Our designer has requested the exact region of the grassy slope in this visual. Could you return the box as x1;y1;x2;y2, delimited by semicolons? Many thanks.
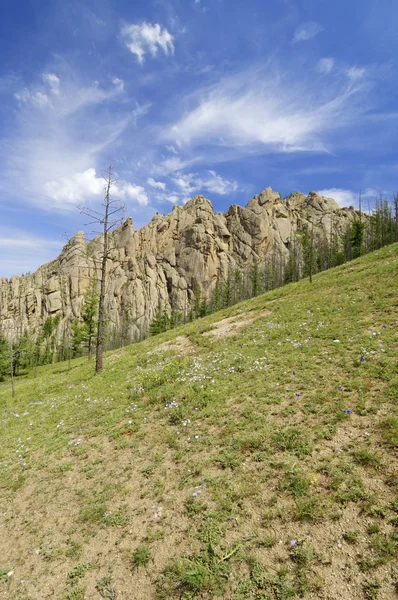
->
0;245;397;600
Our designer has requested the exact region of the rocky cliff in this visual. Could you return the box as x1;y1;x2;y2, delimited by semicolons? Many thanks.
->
0;187;360;341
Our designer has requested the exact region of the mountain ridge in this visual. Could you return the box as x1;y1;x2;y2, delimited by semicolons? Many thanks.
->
0;186;361;341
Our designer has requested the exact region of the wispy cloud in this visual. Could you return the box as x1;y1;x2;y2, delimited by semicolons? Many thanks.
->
150;169;238;208
346;67;366;80
42;72;60;95
317;58;334;74
147;177;166;190
172;170;238;196
165;67;366;158
14;88;52;108
0;228;63;278
317;187;378;207
2;67;147;213
293;21;323;43
121;22;174;64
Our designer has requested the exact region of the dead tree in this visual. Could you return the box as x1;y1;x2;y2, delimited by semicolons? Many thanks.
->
79;164;125;373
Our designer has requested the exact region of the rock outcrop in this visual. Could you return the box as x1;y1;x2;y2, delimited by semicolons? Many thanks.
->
0;188;360;341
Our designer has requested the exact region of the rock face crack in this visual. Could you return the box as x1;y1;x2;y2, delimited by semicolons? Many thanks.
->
0;187;359;340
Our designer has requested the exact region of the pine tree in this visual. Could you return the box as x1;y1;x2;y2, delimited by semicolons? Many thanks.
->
250;258;262;296
81;282;99;359
0;333;8;382
150;303;170;335
351;219;365;259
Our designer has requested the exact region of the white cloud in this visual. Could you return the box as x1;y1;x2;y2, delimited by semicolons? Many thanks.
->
147;177;166;190
14;89;51;108
44;168;104;205
293;21;323;43
172;170;238;196
114;182;149;206
317;187;378;207
44;168;148;208
346;67;366;80
166;69;363;155
165;145;178;154
131;101;151;124
43;72;60;95
156;156;198;175
122;22;174;64
112;77;124;91
162;194;181;204
317;58;334;74
3;67;134;215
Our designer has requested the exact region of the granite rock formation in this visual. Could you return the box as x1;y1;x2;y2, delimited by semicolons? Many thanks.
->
0;188;360;341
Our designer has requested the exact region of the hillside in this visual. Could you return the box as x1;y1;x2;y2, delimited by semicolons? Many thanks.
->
0;244;397;600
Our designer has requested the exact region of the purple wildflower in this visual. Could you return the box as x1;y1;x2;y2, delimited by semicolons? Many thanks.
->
360;356;365;362
289;539;298;547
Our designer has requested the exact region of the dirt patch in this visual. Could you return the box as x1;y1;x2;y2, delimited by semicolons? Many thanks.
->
203;308;272;339
156;335;195;354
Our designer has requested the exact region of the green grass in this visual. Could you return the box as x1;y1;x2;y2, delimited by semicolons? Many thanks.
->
1;244;398;599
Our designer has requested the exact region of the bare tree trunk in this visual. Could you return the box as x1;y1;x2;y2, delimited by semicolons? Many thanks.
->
309;220;314;284
10;341;15;398
79;163;124;374
68;326;71;370
95;170;111;374
34;341;38;378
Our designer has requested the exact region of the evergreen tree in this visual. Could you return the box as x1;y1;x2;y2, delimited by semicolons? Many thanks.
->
81;283;99;359
0;333;8;382
71;319;86;357
250;258;262;296
351;219;365;259
150;303;170;335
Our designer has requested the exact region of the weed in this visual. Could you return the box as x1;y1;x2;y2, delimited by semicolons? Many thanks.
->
235;560;296;599
335;477;368;504
78;501;107;524
280;466;310;497
65;586;86;600
353;448;381;468
65;539;82;558
363;580;381;599
158;556;223;598
67;563;93;585
185;496;208;515
294;495;323;522
132;544;151;568
272;428;313;457
103;508;128;527
258;535;277;548
55;462;74;473
367;524;380;535
380;416;398;447
343;530;360;544
96;576;117;599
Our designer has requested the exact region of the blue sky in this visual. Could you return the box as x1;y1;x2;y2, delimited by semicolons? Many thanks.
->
0;0;397;277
